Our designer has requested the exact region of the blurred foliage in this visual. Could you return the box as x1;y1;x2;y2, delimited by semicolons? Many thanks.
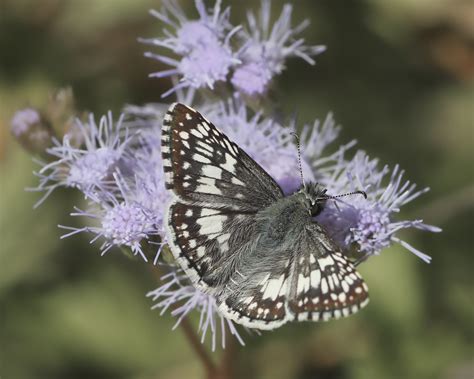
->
1;0;473;378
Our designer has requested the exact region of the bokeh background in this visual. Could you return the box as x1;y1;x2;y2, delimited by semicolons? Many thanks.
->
1;1;473;378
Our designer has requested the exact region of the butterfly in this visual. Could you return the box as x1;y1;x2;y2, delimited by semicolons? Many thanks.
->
161;103;369;330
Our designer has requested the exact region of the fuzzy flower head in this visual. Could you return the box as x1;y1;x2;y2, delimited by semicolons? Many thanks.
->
231;60;273;96
11;108;55;155
61;167;168;263
142;0;240;97
67;148;121;189
131;127;172;220
231;0;326;95
318;152;441;263
11;108;41;137
32;113;132;207
101;202;154;250
297;113;357;193
59;121;171;263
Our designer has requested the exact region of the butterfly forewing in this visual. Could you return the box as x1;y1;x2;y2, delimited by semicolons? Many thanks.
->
162;103;283;291
162;103;283;212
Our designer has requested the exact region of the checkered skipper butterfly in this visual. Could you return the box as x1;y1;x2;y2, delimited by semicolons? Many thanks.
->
162;103;369;330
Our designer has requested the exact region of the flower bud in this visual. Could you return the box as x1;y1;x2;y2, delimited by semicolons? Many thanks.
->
46;87;86;147
10;108;54;156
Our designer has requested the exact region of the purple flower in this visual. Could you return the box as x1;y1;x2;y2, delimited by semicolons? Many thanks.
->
100;202;155;257
318;152;441;263
178;44;235;89
142;0;240;97
300;113;354;173
142;0;325;97
32;112;132;207
11;108;41;137
298;113;357;194
147;268;245;351
231;61;273;96
58;115;171;263
60;167;168;263
10;107;56;155
231;0;325;95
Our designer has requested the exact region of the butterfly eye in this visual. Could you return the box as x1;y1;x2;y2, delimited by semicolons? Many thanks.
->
310;203;323;217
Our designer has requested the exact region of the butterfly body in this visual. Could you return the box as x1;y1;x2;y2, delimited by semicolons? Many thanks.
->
256;184;328;246
162;103;369;330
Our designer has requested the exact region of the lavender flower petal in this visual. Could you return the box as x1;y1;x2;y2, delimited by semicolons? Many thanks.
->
142;0;239;96
31;112;132;207
232;0;326;95
11;108;41;137
147;268;245;350
318;151;441;261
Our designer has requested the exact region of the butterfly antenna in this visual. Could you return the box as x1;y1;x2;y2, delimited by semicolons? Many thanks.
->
324;190;367;200
291;132;306;188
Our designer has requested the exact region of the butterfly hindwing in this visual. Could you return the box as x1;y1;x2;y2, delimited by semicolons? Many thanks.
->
217;261;293;329
214;224;369;329
288;224;369;321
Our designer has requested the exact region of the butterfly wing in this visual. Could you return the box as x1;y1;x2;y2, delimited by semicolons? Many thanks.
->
215;222;369;330
162;103;284;290
287;223;369;321
166;201;257;288
162;103;283;211
216;254;295;329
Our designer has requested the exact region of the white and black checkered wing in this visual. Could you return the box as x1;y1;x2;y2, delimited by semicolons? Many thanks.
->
216;221;369;330
162;103;283;211
287;223;369;322
216;252;295;329
162;103;284;289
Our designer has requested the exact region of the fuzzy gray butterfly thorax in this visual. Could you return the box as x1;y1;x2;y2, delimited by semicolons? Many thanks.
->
255;193;311;249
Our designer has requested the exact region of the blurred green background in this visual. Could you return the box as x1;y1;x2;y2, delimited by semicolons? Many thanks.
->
1;0;473;378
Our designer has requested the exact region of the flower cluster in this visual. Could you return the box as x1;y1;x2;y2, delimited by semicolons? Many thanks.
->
231;0;325;95
318;152;441;263
142;0;324;97
12;0;440;350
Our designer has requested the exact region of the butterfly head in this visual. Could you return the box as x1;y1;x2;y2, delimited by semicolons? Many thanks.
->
299;183;368;217
299;182;329;217
291;132;366;216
